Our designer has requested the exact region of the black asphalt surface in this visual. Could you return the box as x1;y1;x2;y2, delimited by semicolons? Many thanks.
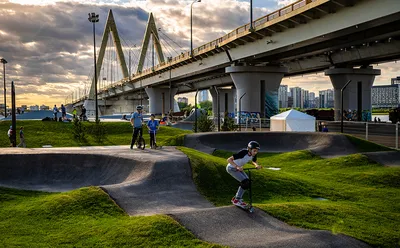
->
184;132;359;157
172;206;370;248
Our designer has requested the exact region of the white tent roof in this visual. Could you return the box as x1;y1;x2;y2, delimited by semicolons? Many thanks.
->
271;109;315;120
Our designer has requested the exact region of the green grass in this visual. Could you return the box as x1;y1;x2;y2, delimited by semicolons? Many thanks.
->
345;134;393;152
0;120;192;148
0;186;222;247
179;147;400;247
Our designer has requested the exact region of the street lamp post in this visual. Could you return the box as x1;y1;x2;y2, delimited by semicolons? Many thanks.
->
88;12;99;122
1;58;7;117
190;0;201;57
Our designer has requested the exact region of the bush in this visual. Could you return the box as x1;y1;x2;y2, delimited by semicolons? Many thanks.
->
221;112;238;131
72;118;86;143
194;113;214;132
88;120;107;143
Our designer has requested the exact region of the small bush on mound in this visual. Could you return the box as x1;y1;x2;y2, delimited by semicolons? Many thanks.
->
194;113;215;132
87;120;107;143
221;112;238;131
72;118;86;143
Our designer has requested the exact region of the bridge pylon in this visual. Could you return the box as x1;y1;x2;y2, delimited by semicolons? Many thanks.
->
88;9;129;100
137;13;165;73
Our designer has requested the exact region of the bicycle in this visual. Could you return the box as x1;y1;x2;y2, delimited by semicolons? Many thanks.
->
136;133;145;150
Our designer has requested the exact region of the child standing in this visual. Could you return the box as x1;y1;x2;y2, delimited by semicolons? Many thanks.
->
226;141;261;208
7;125;13;147
147;114;160;149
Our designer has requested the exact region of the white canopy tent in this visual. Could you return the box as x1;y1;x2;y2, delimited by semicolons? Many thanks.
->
270;109;316;132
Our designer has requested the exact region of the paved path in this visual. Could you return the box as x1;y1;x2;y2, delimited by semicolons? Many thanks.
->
172;206;369;248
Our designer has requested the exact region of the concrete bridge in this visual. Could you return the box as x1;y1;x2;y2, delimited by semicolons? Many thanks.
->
70;0;400;121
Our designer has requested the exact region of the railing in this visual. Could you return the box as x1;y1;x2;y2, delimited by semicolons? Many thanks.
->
71;0;321;104
319;120;399;149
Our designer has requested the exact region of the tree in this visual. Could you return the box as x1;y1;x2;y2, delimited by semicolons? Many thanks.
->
199;100;212;111
178;102;188;110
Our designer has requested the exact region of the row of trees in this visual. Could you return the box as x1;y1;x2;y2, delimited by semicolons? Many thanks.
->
178;100;212;113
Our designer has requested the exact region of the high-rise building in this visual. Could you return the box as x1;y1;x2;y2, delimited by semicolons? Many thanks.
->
278;85;288;108
290;87;302;108
198;90;209;102
303;90;310;108
177;97;188;104
319;89;334;108
372;84;400;108
309;92;316;108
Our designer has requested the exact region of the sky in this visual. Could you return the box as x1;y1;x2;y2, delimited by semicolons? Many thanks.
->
0;0;399;107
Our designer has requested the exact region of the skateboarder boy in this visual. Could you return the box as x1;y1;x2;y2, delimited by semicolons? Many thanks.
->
147;114;159;149
226;141;262;208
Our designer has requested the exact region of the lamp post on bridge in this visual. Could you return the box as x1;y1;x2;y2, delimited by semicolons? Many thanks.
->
1;58;7;118
190;0;201;57
88;12;99;122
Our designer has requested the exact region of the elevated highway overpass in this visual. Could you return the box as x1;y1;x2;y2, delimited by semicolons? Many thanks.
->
72;0;400;120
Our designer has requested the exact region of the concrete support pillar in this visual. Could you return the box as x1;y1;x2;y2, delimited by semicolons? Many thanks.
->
226;65;287;118
210;88;236;118
325;66;381;121
145;87;178;115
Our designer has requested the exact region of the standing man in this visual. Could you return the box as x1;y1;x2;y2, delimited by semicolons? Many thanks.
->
53;105;58;121
130;105;144;149
61;104;66;120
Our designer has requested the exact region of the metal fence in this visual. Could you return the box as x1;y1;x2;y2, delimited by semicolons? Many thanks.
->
319;120;399;149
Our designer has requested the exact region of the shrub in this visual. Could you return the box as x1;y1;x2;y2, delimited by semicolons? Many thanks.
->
88;120;107;143
72;118;86;143
194;113;215;132
221;112;238;131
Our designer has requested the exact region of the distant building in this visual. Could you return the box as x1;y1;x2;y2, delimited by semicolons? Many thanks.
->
319;89;334;108
40;105;49;111
315;97;320;108
177;97;188;104
287;96;293;108
372;84;400;108
303;90;310;108
309;92;316;108
278;85;288;108
198;90;209;102
391;76;400;85
290;87;302;108
30;105;39;111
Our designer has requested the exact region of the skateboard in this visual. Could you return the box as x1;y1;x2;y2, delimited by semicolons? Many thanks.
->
236;204;255;213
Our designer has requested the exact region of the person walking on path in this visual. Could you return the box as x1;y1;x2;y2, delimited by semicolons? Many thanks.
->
17;126;26;148
147;114;159;149
130;105;144;149
226;141;262;208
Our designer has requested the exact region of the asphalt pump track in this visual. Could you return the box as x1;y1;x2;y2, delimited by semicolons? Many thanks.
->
0;144;370;247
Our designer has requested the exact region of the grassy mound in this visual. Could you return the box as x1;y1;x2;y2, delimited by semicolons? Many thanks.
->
346;134;393;152
0;120;192;148
179;147;400;247
0;186;221;247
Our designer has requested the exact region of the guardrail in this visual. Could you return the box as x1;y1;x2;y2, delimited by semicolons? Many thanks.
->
69;0;323;105
319;120;399;149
